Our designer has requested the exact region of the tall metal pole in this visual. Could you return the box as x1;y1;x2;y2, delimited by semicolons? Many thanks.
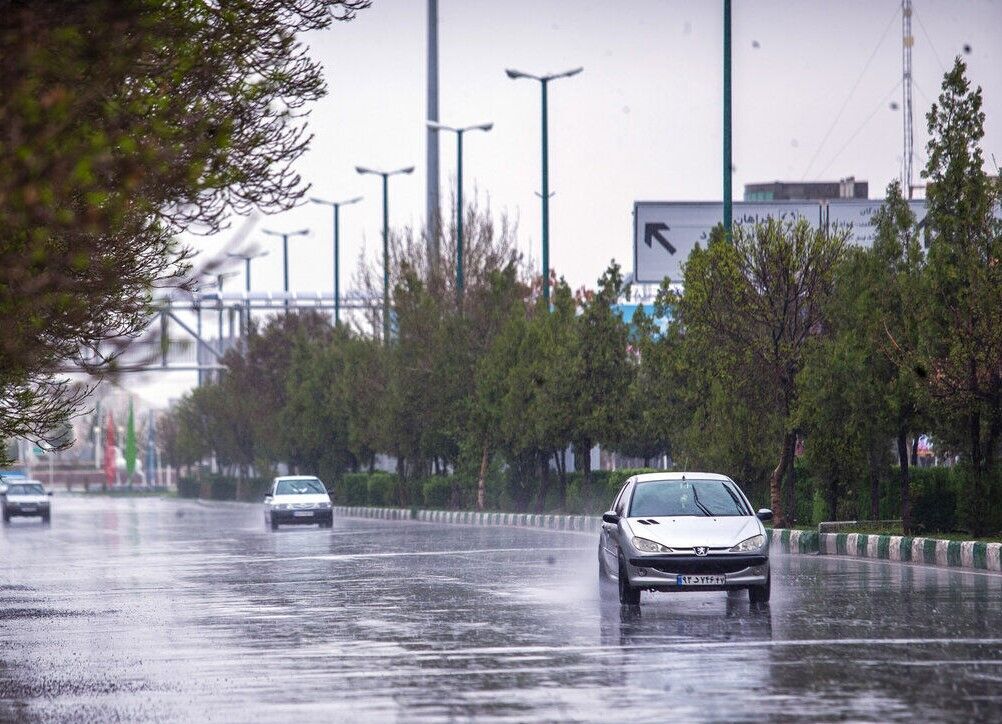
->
541;80;550;304
244;259;251;291
506;67;580;303
282;233;289;310
426;0;440;260
333;204;341;325
382;173;390;342
456;130;464;303
723;0;732;238
902;0;914;199
196;303;203;387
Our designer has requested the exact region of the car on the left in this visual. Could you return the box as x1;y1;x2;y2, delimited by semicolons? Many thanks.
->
264;475;333;530
1;480;52;524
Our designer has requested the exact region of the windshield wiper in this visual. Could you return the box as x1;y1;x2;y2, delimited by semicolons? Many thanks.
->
690;486;713;517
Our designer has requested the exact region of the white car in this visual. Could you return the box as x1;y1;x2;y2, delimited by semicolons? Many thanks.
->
1;480;52;524
263;476;333;530
599;472;772;605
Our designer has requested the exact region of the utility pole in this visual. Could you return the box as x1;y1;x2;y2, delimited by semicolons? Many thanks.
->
427;121;493;305
262;228;309;312
310;195;363;326
723;0;733;238
902;0;914;199
505;66;582;305
426;0;440;263
356;165;414;341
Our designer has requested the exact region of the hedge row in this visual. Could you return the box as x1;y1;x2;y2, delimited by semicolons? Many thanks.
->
178;465;997;535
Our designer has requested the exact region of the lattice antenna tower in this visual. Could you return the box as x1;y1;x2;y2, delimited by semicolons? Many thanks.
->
902;0;914;198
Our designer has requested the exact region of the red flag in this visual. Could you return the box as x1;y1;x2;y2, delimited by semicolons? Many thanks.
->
104;411;116;486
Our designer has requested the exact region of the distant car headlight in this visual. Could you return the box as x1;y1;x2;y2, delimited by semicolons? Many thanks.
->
632;537;673;553
315;501;331;509
273;503;289;510
730;534;766;552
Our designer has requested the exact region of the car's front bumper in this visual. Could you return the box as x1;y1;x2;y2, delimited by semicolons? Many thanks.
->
269;508;333;525
626;553;769;590
4;503;49;517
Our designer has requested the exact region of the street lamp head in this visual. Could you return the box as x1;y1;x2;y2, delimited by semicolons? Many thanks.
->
551;66;584;80
506;68;534;80
355;166;376;175
473;122;494;133
309;196;331;205
397;166;415;175
341;196;364;205
426;120;453;132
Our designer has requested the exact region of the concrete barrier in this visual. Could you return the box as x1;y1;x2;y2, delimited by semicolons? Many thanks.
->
330;507;1000;573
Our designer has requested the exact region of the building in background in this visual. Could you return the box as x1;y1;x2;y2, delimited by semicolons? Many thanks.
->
744;176;868;202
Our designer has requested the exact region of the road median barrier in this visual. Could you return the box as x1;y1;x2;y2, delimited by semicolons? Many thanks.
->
332;505;601;533
330;507;1000;573
766;526;1001;572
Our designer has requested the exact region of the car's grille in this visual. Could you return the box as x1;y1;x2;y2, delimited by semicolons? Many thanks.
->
292;503;314;509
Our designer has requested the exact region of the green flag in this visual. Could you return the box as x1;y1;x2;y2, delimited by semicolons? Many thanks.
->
125;398;137;477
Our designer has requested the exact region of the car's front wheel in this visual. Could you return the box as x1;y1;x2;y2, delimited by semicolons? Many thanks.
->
748;571;771;604
270;515;279;531
618;554;641;606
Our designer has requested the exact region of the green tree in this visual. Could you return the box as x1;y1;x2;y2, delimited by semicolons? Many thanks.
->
796;181;925;527
920;58;1002;534
571;263;634;482
0;0;368;464
670;219;848;526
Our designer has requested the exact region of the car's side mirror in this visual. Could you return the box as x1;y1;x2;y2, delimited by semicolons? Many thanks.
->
263;495;272;503
602;511;620;525
47;491;53;497
756;508;773;522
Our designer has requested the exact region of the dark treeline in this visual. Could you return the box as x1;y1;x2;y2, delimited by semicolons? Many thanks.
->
165;59;1001;535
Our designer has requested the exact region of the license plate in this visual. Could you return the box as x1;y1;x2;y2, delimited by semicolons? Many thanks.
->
676;574;725;586
293;511;314;517
20;506;36;512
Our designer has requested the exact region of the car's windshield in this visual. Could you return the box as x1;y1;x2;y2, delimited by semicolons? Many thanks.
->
275;478;326;495
629;479;749;517
6;484;44;496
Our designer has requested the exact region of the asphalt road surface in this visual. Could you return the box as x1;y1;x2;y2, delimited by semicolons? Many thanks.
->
2;496;1000;722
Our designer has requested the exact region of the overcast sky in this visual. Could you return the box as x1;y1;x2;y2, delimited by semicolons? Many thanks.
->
135;0;1002;404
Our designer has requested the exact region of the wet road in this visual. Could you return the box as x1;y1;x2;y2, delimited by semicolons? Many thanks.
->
1;496;1000;722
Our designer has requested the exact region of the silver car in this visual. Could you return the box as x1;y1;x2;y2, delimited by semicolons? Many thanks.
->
1;480;52;524
599;472;772;605
263;476;333;530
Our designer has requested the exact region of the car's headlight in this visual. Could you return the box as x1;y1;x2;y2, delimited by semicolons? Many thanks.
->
273;503;288;510
730;534;766;552
315;502;331;509
632;537;673;553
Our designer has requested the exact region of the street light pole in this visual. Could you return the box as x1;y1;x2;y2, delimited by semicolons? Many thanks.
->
262;228;309;311
356;165;414;341
505;66;582;305
310;195;362;326
226;249;268;334
723;0;733;239
426;121;493;305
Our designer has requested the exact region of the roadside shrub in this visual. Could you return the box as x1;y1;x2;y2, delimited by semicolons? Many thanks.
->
366;472;397;506
336;473;369;506
422;476;451;508
177;477;200;499
911;470;958;534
